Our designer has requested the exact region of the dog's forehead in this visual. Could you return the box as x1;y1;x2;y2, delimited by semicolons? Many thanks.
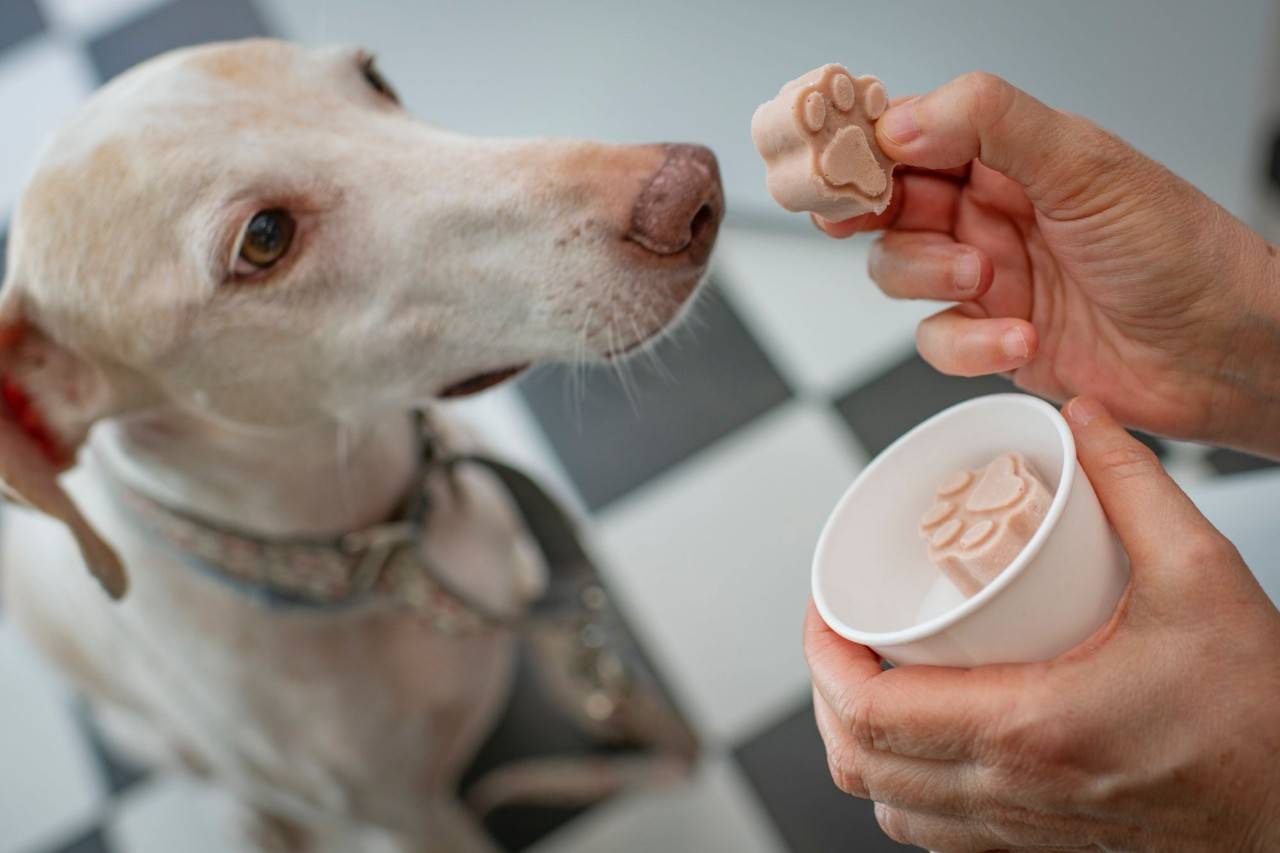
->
8;42;353;352
17;39;361;257
54;39;344;152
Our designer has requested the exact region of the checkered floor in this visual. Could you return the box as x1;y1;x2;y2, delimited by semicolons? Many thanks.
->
2;2;1278;852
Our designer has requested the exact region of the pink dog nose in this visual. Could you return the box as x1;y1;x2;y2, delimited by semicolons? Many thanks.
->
626;144;724;264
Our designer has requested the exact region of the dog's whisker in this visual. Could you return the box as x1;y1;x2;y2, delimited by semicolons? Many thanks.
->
609;323;644;416
568;303;598;424
640;319;676;385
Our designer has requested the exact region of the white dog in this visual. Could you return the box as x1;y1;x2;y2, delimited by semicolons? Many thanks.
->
0;39;721;852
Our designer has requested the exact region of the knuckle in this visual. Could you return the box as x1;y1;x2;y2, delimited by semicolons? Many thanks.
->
915;320;957;374
826;748;869;799
1096;442;1161;483
959;71;1014;115
1182;531;1238;568
1085;122;1135;167
990;693;1074;775
847;688;884;752
874;804;911;844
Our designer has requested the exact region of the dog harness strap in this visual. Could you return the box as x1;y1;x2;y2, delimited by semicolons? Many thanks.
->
446;455;599;618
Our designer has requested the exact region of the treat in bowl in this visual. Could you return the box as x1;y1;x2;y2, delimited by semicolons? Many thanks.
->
920;452;1053;597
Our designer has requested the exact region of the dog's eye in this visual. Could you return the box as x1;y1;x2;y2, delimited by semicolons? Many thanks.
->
360;54;399;104
235;210;295;274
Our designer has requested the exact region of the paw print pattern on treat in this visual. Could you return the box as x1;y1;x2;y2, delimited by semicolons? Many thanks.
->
919;452;1053;598
751;63;895;221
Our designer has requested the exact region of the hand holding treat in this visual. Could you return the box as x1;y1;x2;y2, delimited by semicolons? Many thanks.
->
801;71;1280;459
751;64;895;220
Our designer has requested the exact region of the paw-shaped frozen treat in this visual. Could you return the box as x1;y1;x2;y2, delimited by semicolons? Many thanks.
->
751;63;895;220
919;452;1052;597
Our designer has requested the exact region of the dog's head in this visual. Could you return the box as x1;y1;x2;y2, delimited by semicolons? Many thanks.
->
0;39;723;596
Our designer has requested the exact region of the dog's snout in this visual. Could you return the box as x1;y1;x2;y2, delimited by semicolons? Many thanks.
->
626;144;724;265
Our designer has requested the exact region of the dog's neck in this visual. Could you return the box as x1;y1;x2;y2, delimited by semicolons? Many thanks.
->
89;407;421;538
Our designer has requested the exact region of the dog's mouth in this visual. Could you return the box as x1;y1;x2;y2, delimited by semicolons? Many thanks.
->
439;365;530;398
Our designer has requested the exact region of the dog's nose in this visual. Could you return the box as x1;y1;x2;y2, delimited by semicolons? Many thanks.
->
626;144;724;265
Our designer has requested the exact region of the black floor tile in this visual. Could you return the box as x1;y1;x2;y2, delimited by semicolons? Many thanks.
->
519;283;792;511
1131;429;1168;458
459;646;597;851
834;353;1016;458
458;637;694;852
76;704;149;797
735;700;916;853
0;0;45;54
49;826;113;853
88;0;270;83
1206;447;1280;476
834;353;1166;459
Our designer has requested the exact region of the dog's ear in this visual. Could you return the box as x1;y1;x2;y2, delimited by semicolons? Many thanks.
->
0;290;127;599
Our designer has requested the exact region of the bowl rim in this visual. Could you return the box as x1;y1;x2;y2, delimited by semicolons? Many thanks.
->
811;393;1076;648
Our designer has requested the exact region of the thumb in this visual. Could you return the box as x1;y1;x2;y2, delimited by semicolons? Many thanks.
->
875;72;1140;215
1064;397;1215;566
804;600;883;716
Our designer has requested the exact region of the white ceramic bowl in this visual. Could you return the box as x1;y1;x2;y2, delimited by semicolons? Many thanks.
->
812;393;1128;667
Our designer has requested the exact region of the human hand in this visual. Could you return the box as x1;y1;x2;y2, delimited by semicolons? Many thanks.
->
804;397;1280;852
817;72;1280;458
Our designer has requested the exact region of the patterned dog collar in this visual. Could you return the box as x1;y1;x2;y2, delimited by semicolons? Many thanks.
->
101;417;503;633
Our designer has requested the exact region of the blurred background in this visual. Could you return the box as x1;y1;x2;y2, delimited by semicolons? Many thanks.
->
2;1;1279;852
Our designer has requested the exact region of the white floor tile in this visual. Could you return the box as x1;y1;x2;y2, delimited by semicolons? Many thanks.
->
715;226;941;397
530;757;785;853
1162;439;1216;492
0;37;94;220
592;401;863;743
107;777;245;853
0;620;105;853
1188;469;1280;607
36;0;170;38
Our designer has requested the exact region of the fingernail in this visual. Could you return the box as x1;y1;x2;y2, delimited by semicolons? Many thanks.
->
1000;327;1029;361
1067;397;1106;427
952;252;982;293
879;101;920;145
868;239;884;276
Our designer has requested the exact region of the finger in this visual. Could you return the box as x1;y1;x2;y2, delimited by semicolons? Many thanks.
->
875;804;1006;852
874;805;1093;853
916;306;1037;376
814;172;963;237
838;662;1034;762
1063;398;1221;565
804;600;884;717
869;232;992;301
816;688;986;816
813;687;870;799
812;182;906;237
813;208;891;239
875;71;1139;214
890;173;965;232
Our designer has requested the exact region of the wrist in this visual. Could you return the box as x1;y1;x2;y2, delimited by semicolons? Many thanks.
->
1208;236;1280;457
